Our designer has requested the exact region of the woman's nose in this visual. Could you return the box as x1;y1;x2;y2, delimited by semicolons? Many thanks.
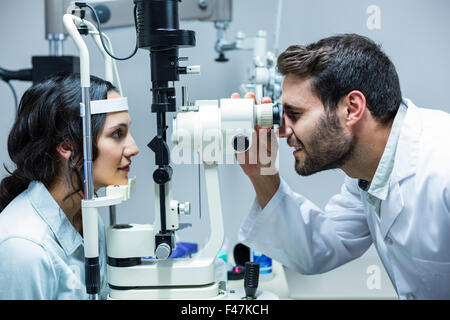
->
125;134;139;157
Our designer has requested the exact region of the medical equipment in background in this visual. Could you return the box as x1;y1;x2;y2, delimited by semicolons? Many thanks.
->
0;0;123;116
235;29;283;104
0;0;85;87
238;0;284;103
2;0;282;115
208;0;284;102
44;0;233;59
0;0;137;118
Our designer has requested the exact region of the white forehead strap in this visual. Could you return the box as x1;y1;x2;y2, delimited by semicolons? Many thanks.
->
90;97;129;115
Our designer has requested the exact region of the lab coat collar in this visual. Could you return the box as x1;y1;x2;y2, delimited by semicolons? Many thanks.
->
27;181;83;256
378;98;422;239
380;179;404;239
368;103;408;200
391;98;422;183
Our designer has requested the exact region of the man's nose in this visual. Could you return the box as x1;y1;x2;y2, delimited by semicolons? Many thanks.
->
278;115;294;138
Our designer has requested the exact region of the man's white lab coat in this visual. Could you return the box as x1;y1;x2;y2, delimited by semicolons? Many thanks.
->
239;99;450;299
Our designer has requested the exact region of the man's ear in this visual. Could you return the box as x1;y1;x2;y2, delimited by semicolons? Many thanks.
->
56;141;73;160
342;90;366;127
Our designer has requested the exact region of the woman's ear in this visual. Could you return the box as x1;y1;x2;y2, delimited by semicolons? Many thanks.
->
56;141;73;160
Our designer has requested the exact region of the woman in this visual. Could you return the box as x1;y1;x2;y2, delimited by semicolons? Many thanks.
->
0;72;139;299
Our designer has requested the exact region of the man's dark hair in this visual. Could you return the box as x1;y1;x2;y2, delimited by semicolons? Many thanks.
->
277;33;402;125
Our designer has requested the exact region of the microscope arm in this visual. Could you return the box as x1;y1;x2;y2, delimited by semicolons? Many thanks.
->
67;14;122;94
196;163;224;261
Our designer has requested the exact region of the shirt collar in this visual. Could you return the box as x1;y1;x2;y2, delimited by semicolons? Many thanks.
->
26;181;83;256
358;101;408;200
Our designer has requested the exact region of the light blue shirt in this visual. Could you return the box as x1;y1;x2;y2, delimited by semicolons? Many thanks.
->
0;181;109;299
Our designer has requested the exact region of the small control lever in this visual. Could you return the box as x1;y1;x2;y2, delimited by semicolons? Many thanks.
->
244;261;260;299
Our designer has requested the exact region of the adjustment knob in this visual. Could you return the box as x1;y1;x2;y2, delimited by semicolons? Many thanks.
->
153;167;173;184
232;134;250;152
256;104;274;127
186;65;200;74
178;201;191;215
155;242;171;260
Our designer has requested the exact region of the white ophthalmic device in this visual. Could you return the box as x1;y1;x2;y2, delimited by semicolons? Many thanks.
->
63;0;283;300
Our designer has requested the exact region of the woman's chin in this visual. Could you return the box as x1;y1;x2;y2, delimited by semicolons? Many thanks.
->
113;177;129;186
95;178;128;191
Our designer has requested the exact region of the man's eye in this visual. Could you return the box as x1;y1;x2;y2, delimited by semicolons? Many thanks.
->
287;111;302;120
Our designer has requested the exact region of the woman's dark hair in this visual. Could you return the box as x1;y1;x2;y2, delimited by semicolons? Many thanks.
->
0;72;117;212
277;33;402;125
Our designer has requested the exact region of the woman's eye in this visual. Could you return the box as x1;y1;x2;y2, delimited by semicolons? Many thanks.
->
112;129;123;139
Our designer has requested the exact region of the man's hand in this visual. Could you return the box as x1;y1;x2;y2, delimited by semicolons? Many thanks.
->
231;92;281;209
231;92;279;177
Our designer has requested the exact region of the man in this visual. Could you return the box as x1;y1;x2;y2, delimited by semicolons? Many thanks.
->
238;33;450;299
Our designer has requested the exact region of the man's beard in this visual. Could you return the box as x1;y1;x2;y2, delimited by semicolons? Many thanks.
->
292;111;356;176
